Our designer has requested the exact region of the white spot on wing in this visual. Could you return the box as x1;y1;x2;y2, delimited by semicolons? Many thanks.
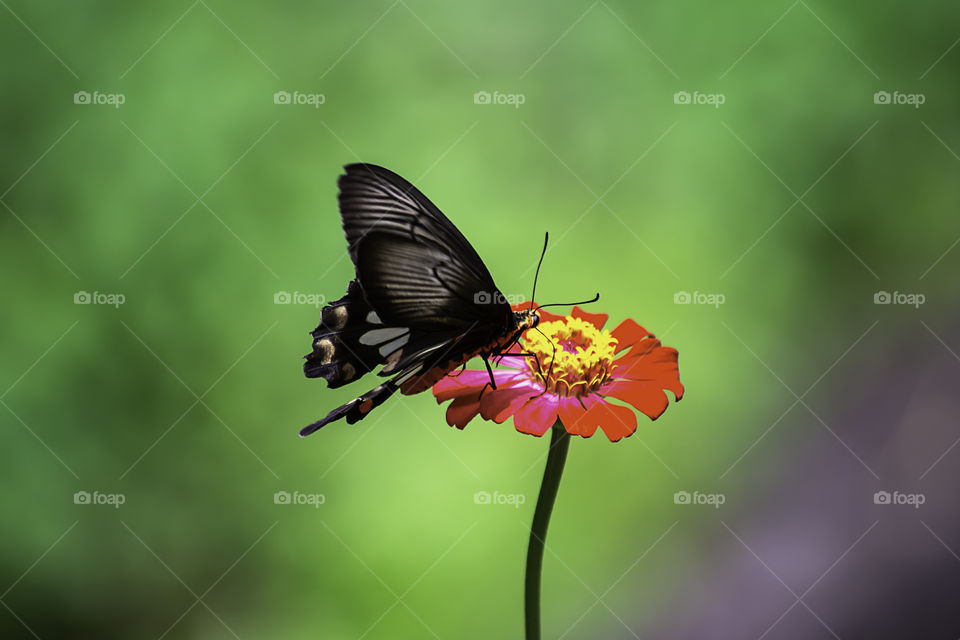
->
366;311;382;324
379;334;409;356
359;327;408;345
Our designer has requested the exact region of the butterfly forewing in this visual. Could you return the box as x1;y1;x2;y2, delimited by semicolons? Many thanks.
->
338;164;496;283
356;233;508;329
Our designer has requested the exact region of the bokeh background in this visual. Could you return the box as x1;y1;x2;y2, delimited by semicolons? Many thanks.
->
3;1;960;638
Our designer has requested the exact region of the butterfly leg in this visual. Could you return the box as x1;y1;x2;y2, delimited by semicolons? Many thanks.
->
478;381;492;401
474;356;500;402
482;356;498;390
490;350;554;400
447;362;468;378
493;351;543;377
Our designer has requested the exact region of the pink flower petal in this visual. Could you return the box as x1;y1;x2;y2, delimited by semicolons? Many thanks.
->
513;395;559;436
432;370;492;403
495;356;529;371
480;382;539;423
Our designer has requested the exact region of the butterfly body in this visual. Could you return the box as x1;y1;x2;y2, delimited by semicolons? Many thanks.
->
399;309;539;395
301;164;538;436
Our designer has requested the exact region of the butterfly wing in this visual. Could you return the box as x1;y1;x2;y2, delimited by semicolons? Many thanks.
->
301;164;515;435
339;163;510;329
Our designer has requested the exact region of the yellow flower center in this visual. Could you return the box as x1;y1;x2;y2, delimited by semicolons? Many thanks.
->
521;317;619;397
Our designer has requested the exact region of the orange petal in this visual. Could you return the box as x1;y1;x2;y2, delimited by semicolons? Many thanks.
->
614;337;662;360
571;307;608;330
611;318;655;352
446;395;482;429
585;400;638;442
603;380;670;420
558;395;599;437
613;347;683;400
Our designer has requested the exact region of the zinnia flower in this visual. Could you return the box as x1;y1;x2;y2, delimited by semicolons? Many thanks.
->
432;303;683;441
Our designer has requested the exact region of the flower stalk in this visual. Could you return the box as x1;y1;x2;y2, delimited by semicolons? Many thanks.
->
525;420;571;640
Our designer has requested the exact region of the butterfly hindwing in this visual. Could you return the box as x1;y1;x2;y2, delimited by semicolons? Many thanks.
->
300;377;402;436
301;327;481;436
305;280;411;387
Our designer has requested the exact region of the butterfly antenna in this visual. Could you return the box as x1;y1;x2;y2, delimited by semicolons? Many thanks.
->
535;292;600;311
530;232;549;305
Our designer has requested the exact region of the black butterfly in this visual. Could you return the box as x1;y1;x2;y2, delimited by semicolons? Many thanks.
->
301;164;544;436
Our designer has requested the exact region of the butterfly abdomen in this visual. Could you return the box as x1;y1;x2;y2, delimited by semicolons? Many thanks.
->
304;280;401;388
400;324;526;395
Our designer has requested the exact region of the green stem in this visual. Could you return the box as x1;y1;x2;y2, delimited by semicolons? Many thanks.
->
525;421;571;640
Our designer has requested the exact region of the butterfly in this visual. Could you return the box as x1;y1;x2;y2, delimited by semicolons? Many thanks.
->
301;163;547;436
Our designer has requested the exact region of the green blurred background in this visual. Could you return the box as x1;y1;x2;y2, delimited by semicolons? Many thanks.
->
3;1;959;638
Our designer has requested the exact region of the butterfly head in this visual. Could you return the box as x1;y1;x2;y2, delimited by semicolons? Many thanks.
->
514;307;540;333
